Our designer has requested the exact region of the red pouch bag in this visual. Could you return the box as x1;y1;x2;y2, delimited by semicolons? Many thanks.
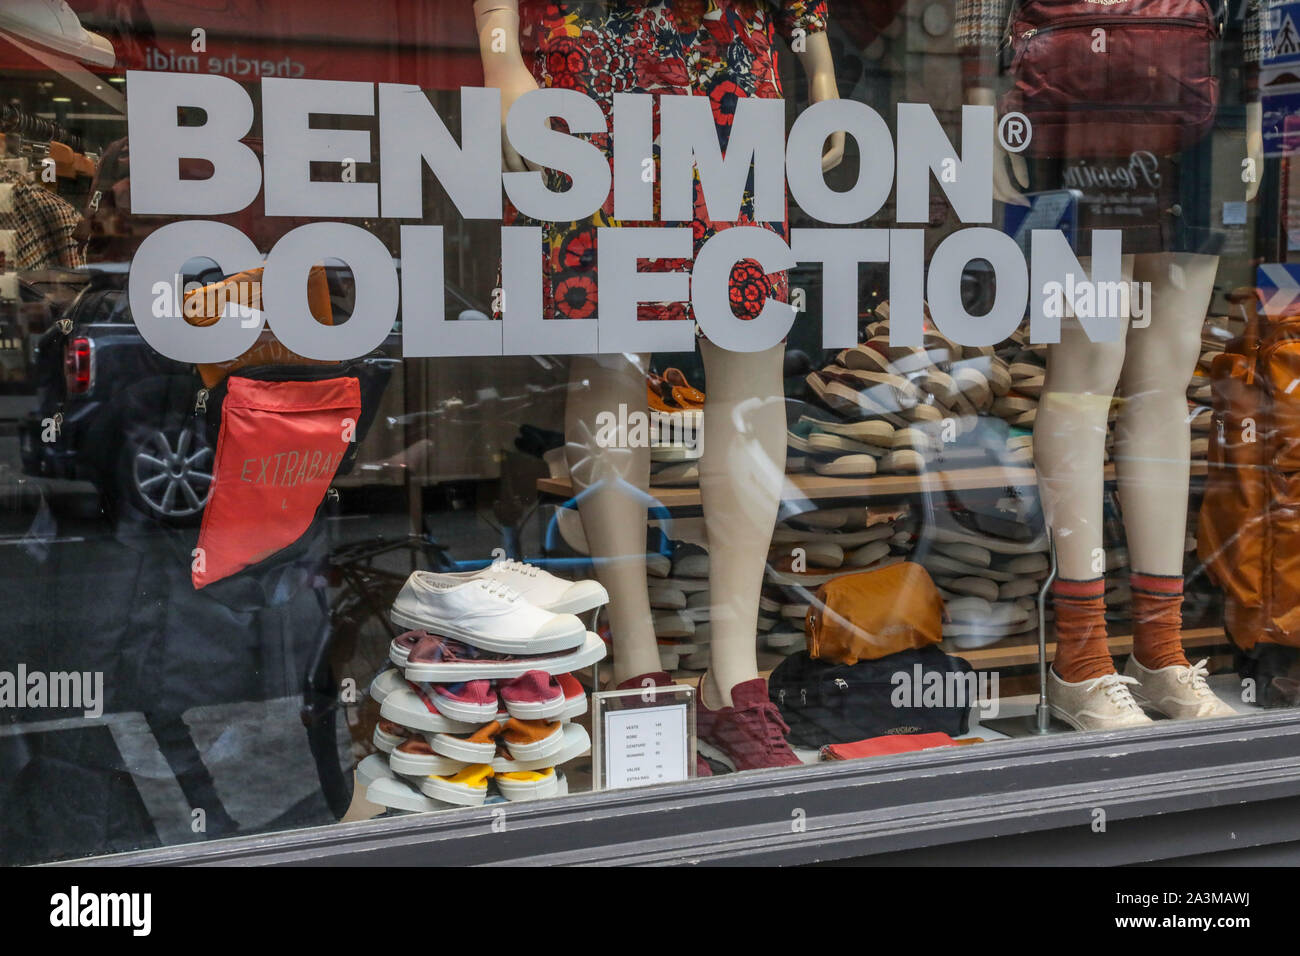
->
194;375;361;589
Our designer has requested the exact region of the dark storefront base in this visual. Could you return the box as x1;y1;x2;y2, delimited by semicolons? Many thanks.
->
56;708;1300;867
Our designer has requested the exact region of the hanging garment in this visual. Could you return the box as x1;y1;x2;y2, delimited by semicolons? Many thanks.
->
507;0;829;325
0;168;84;270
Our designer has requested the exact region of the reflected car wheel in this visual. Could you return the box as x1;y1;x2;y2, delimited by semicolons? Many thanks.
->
122;423;213;522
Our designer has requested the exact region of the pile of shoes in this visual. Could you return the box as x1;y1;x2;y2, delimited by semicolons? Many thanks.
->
1185;318;1231;467
917;505;1050;650
760;503;917;655
791;301;1021;476
647;541;713;671
648;367;704;487
988;328;1045;465
357;561;608;813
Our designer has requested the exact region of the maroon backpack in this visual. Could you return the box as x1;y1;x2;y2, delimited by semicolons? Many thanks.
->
999;0;1222;158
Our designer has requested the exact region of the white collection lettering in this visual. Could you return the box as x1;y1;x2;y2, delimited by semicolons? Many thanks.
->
124;73;1130;363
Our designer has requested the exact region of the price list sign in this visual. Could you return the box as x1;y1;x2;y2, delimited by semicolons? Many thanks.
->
592;685;696;791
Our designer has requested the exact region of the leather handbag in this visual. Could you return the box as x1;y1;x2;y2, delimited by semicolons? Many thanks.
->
805;561;944;665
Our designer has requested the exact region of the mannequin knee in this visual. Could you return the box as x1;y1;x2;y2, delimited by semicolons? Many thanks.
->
1043;339;1127;400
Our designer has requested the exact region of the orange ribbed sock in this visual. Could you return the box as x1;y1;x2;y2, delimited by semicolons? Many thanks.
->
1051;578;1114;682
1130;572;1189;670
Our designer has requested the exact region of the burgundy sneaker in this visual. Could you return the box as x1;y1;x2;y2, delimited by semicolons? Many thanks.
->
428;679;499;723
500;671;566;720
696;676;800;772
555;672;587;719
616;671;712;778
390;631;422;666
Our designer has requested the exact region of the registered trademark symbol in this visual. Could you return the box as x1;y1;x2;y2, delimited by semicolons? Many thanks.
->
998;112;1032;153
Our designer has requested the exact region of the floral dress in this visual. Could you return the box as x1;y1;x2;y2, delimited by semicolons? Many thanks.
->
507;0;829;325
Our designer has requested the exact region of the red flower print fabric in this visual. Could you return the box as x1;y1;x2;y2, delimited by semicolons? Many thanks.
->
504;1;829;327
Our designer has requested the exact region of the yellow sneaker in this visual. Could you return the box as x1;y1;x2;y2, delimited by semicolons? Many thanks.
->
496;767;558;802
419;763;493;807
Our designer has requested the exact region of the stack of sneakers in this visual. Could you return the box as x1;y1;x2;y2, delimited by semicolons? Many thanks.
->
761;503;916;655
356;561;608;813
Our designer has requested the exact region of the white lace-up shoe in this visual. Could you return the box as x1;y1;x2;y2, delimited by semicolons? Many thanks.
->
391;573;586;654
1124;656;1238;720
1048;669;1155;731
429;560;608;615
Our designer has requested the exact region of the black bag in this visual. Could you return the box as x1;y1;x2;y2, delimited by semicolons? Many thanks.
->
768;646;975;749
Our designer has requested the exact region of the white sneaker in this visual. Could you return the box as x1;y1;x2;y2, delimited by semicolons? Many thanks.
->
0;1;116;67
391;573;586;654
1048;669;1155;731
406;561;607;616
1124;656;1238;720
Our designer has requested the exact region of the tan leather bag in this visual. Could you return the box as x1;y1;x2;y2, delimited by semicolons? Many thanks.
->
183;265;336;388
805;562;944;665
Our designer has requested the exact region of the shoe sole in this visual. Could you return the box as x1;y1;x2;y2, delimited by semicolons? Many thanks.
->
417;777;489;807
541;591;608;616
1046;704;1087;731
496;773;560;802
431;692;501;724
397;631;607;682
430;735;499;763
491;724;589;773
371;726;406;754
355;753;391;793
504;726;566;761
1047;702;1152;731
369;668;408;704
389;606;586;655
1127;685;1235;721
366;775;449;813
386;749;468;777
695;739;736;772
502;694;567;721
379;690;479;735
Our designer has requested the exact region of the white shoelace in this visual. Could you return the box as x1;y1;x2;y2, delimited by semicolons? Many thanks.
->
1082;673;1143;713
478;579;522;602
1176;659;1215;698
495;559;539;578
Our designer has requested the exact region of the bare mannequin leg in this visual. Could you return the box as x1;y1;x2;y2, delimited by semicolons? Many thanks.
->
698;339;786;707
1035;256;1135;580
1114;253;1218;574
565;353;661;684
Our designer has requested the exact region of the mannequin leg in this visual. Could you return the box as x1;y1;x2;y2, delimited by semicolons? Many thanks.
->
1115;253;1218;573
564;354;661;684
1114;252;1218;671
1035;256;1134;683
1035;256;1136;580
697;339;787;706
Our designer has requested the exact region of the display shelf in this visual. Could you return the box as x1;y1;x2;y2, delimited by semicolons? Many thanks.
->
537;461;1208;509
538;465;1039;508
664;627;1230;687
